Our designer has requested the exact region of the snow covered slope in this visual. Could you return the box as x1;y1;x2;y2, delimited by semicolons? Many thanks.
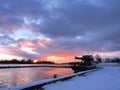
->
44;63;120;90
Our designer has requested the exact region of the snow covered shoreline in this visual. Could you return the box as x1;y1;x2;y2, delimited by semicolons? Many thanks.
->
44;63;120;90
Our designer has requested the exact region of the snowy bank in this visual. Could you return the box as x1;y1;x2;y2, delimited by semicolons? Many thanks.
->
44;63;120;90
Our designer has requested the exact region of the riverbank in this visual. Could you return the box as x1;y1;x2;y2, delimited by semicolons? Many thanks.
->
44;63;120;90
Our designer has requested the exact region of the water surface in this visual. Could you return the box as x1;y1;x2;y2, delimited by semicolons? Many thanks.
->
0;64;73;88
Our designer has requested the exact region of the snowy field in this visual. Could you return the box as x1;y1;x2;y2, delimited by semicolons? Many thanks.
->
44;63;120;90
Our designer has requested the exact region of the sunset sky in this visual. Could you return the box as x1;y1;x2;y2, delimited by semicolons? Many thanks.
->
0;0;120;63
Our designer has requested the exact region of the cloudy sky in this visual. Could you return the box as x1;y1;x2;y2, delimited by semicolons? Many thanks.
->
0;0;120;63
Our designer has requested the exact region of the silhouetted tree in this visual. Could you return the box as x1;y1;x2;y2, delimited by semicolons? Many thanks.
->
94;54;102;63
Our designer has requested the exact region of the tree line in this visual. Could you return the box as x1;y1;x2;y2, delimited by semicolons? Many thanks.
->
0;59;55;64
94;54;120;63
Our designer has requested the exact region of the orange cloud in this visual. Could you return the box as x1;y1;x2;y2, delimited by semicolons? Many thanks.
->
40;53;77;63
36;37;52;47
19;40;36;47
19;37;52;48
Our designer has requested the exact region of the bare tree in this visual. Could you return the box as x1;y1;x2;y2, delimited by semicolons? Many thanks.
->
94;54;102;63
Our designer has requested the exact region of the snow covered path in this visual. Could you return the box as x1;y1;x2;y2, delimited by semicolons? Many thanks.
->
44;64;120;90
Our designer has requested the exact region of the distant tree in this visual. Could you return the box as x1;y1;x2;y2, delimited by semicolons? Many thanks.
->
0;58;55;64
11;59;19;64
38;61;55;64
21;59;26;64
110;57;120;63
104;58;111;62
94;54;102;63
26;59;33;64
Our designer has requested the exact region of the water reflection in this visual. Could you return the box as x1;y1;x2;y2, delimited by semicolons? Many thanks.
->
0;67;73;88
46;68;73;77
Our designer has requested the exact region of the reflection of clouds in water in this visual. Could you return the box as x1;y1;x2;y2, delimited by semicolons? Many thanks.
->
0;67;73;88
0;69;16;88
14;68;33;85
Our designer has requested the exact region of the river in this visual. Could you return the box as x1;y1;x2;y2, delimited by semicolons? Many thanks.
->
0;64;73;88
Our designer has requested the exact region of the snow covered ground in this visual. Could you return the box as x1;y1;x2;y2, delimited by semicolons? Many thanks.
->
44;63;120;90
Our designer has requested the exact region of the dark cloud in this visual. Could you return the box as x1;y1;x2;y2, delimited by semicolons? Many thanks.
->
0;29;15;45
41;0;120;37
0;0;48;33
39;0;120;53
0;0;47;16
0;35;15;45
0;0;120;60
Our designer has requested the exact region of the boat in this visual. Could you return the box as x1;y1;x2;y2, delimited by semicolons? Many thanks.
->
69;55;96;72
